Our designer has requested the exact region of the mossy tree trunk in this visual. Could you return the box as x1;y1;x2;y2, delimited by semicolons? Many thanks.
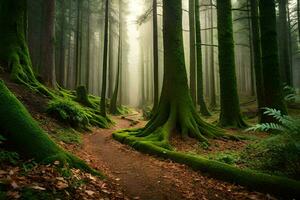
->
189;0;197;105
278;0;292;86
0;0;51;96
100;0;109;118
114;0;225;147
152;0;159;112
259;0;287;122
216;0;246;128
195;0;210;116
250;0;265;122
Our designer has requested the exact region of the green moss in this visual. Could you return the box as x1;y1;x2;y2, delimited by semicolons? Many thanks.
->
75;86;95;108
0;150;20;165
241;134;300;179
113;131;300;198
52;128;82;145
0;80;102;177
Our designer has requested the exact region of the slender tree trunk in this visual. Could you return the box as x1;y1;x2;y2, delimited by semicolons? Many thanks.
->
216;0;246;128
298;0;300;43
152;0;159;112
59;0;66;87
278;0;292;86
100;0;109;117
42;0;56;87
250;0;265;122
259;0;287;122
189;0;197;105
110;0;123;114
75;0;82;87
209;0;217;109
86;0;91;91
247;0;255;96
195;0;210;116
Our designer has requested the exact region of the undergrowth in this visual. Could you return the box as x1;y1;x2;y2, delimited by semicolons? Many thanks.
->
243;108;300;179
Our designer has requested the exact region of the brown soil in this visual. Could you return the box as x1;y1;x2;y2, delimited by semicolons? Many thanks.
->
78;117;273;200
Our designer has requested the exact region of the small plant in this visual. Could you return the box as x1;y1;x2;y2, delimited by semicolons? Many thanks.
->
247;108;300;135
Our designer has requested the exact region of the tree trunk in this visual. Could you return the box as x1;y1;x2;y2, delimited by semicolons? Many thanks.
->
100;0;109;118
114;0;225;147
110;0;122;114
209;0;217;109
278;0;292;86
152;0;159;112
75;0;82;87
250;0;265;122
86;0;91;91
195;0;210;116
42;0;56;87
298;0;300;43
189;0;197;105
58;0;66;87
259;0;287;122
216;0;246;128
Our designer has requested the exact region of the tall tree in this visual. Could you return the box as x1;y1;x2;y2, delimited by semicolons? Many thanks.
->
278;0;292;85
75;0;82;87
259;0;287;122
110;0;123;114
209;0;217;109
152;0;159;112
58;0;66;87
100;0;109;118
114;0;224;146
42;0;56;87
195;0;210;116
250;0;265;122
85;0;91;91
189;0;197;105
298;0;300;43
216;0;246;128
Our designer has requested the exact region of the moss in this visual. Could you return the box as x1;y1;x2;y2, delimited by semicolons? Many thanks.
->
52;128;82;145
241;134;300;180
113;132;300;198
0;80;102;177
75;86;94;108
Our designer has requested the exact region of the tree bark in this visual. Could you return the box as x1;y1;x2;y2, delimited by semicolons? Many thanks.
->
250;0;265;122
189;0;197;105
216;0;246;128
42;0;56;87
259;0;287;122
195;0;210;116
152;0;159;112
100;0;109;118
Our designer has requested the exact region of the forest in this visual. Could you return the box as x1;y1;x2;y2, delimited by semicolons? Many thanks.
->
0;0;300;199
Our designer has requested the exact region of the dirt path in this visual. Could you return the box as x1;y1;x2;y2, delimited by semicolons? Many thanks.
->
81;116;270;200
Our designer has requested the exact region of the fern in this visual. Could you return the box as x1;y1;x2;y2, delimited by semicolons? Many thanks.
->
247;108;300;136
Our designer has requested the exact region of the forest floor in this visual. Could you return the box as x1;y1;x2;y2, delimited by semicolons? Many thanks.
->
0;74;286;199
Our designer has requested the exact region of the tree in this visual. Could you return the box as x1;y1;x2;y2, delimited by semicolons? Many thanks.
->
152;0;159;112
58;0;66;87
114;0;224;147
0;0;97;174
278;0;292;86
42;0;56;87
110;0;122;114
75;0;83;87
250;0;265;122
195;0;210;116
189;0;197;105
298;0;300;43
216;0;247;128
100;0;109;118
259;0;287;122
